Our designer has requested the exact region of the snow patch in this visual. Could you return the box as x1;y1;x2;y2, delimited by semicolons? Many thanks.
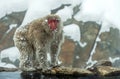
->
109;57;120;63
21;0;83;26
0;62;17;68
75;0;120;30
47;53;51;63
76;56;80;59
21;0;62;26
63;24;80;42
0;0;28;19
6;24;17;33
86;60;97;69
63;24;87;47
0;47;20;62
56;6;73;21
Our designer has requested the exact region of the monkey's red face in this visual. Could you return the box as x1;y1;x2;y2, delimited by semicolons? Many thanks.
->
47;18;59;31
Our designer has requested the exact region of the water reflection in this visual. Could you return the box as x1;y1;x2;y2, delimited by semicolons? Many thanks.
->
20;72;83;79
0;72;120;79
20;72;120;79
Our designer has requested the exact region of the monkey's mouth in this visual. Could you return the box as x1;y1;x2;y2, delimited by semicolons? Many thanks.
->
48;19;59;31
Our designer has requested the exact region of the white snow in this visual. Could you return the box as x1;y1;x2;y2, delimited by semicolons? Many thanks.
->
86;60;97;69
6;24;17;33
21;0;62;26
74;0;120;67
86;23;102;65
63;24;80;42
0;47;19;68
86;42;97;65
47;53;51;63
75;0;120;30
0;0;28;19
109;57;120;63
0;62;17;68
56;6;73;22
76;56;80;59
0;47;20;62
63;24;87;47
21;0;83;26
0;0;120;68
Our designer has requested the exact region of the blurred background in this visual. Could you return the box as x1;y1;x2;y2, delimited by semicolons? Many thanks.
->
0;0;120;69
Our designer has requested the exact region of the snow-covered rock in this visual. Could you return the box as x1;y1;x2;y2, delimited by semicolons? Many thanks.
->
0;47;20;68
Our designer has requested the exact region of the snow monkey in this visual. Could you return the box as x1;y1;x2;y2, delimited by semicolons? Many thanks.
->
14;14;64;71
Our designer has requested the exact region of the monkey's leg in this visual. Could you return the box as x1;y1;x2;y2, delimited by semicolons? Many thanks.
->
50;33;64;67
14;28;35;71
50;41;62;67
19;45;35;71
50;43;58;66
35;48;49;71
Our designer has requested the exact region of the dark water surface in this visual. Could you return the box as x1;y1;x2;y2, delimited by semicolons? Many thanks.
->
0;72;120;79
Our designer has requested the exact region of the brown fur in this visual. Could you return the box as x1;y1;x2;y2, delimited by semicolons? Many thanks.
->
13;14;64;71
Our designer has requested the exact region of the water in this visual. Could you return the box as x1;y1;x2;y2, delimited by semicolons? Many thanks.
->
0;72;120;79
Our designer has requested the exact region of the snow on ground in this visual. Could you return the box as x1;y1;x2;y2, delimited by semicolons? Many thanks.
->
0;47;20;62
0;62;17;68
0;47;20;68
0;0;28;19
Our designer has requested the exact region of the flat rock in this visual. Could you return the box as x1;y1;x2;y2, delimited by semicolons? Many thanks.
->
0;67;18;72
43;67;94;76
92;66;120;76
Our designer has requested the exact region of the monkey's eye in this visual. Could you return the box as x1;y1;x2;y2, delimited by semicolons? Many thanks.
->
56;19;59;22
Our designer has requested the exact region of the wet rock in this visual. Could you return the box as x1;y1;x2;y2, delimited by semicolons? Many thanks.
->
43;66;94;76
0;11;26;26
93;27;120;65
73;21;100;68
60;37;75;67
87;60;112;73
0;11;24;69
2;57;13;64
63;19;102;68
112;59;120;68
94;60;112;67
1;57;20;67
0;23;9;39
92;66;120;76
0;67;18;72
87;60;120;76
13;59;20;67
0;11;26;51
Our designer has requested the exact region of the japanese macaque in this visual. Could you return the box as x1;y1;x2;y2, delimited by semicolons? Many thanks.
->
13;14;64;71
